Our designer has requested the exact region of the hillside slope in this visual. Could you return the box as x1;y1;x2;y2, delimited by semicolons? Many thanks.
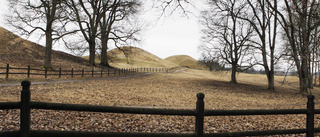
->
0;27;89;68
103;47;179;68
165;55;203;69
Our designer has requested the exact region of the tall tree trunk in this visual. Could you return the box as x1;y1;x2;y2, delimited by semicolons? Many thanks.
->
43;0;57;68
89;41;96;66
301;58;309;93
100;38;110;67
44;29;53;68
267;70;275;90
100;18;111;67
231;62;237;84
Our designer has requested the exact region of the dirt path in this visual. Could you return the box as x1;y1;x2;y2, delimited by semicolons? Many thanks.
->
0;72;154;87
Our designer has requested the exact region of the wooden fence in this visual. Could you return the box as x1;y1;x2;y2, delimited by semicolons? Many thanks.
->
1;81;319;137
0;64;179;79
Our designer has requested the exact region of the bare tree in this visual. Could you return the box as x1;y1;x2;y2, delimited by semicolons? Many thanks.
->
268;0;320;93
7;0;69;68
235;0;279;90
99;0;142;67
200;0;255;84
66;0;108;66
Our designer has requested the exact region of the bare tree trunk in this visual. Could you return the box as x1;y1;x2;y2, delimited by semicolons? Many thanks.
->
100;36;110;67
100;36;111;67
43;0;58;68
301;58;309;93
44;29;53;68
231;62;237;84
89;41;96;66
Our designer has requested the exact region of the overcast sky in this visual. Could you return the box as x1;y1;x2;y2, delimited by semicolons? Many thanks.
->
0;0;205;60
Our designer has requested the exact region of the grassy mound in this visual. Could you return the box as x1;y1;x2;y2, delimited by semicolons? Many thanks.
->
95;46;179;68
0;27;89;69
165;55;203;69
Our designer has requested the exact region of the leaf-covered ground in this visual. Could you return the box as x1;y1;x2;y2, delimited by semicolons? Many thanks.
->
1;69;320;136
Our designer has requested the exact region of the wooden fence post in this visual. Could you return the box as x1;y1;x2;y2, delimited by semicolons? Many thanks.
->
107;68;110;76
20;80;31;137
27;65;30;78
71;68;74;78
92;68;94;77
101;68;103;77
6;64;9;79
59;68;62;78
82;68;84;77
196;93;205;137
45;67;48;79
307;95;315;137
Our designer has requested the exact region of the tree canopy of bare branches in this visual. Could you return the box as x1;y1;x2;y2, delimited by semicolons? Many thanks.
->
200;0;256;84
7;0;70;68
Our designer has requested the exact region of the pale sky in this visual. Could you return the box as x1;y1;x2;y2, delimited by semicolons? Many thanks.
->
0;1;204;60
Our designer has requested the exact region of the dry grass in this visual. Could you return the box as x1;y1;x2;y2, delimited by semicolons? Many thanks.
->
2;69;320;136
165;55;204;69
1;69;313;108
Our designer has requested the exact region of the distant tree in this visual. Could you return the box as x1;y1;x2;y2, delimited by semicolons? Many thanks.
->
200;0;256;84
198;53;225;71
7;0;70;68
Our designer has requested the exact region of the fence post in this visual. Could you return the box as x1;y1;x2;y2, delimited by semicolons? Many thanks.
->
92;68;94;77
45;67;48;79
6;64;9;79
107;68;110;76
101;68;103;77
307;95;315;137
59;68;61;78
71;68;74;78
20;80;31;137
82;68;84;77
27;65;30;78
196;93;205;137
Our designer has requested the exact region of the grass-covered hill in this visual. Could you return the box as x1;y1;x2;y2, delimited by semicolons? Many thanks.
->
106;47;179;68
0;27;89;69
165;55;204;69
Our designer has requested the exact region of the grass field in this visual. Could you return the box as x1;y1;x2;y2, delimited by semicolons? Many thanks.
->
1;69;320;136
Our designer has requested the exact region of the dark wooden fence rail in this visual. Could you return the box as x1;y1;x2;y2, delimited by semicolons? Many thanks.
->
0;64;181;79
2;81;318;137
